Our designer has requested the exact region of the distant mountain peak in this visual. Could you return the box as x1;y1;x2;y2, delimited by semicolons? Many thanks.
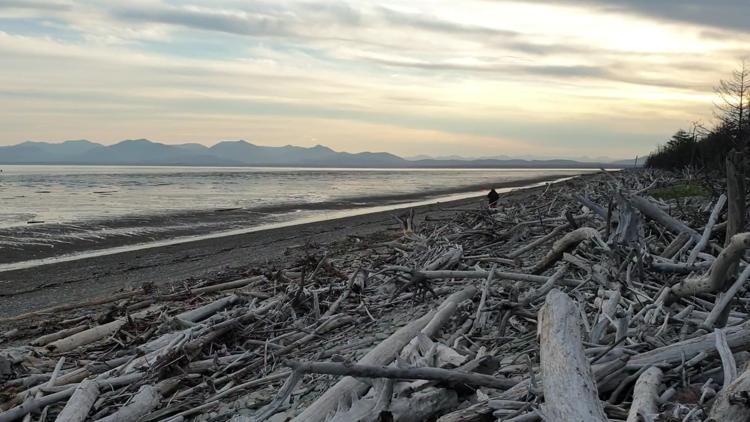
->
0;139;638;168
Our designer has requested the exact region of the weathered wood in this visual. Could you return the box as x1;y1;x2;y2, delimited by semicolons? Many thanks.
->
628;194;700;239
670;233;750;298
530;227;605;274
628;322;750;368
708;362;750;422
175;294;241;323
293;287;475;422
538;289;607;421
46;306;161;353
705;264;750;329
54;379;99;422
286;360;518;390
625;367;662;422
687;194;727;265
95;384;161;422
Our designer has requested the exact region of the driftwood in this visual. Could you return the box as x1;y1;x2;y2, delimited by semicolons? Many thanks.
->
2;169;750;422
625;367;662;422
708;362;750;422
285;360;518;389
292;286;475;422
670;233;750;298
538;289;607;421
54;379;99;422
628;194;700;239
530;227;605;274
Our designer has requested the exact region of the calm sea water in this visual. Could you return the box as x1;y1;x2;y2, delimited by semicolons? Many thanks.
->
0;165;589;228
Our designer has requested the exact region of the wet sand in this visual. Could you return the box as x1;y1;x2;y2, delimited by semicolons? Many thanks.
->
0;174;581;318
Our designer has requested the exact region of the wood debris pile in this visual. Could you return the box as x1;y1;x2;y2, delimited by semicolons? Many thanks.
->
2;168;750;422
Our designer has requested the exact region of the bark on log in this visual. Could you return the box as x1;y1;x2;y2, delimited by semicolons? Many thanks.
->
54;379;99;422
625;367;662;422
538;289;607;422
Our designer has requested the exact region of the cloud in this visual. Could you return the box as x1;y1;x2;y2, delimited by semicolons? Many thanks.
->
0;0;743;157
539;0;750;33
0;0;71;11
112;4;291;37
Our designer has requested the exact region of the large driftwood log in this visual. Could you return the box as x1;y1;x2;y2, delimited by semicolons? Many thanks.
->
46;306;160;353
95;378;179;422
292;286;476;422
628;321;750;368
628;194;700;239
670;233;750;298
286;360;518;390
54;379;99;422
625;367;662;422
530;227;605;275
175;294;241;323
538;289;607;421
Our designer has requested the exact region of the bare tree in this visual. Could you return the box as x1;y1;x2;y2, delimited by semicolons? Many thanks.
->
714;60;750;148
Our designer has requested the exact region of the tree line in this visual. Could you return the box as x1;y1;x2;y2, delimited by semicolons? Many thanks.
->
646;62;749;172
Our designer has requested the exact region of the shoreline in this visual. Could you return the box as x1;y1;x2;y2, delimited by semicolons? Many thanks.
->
0;173;590;318
0;173;579;268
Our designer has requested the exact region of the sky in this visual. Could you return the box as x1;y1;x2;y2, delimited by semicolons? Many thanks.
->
1;1;748;159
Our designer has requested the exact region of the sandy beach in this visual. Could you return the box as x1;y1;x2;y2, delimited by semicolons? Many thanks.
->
0;174;573;318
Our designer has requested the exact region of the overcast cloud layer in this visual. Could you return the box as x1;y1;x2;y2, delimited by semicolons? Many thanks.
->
1;0;748;158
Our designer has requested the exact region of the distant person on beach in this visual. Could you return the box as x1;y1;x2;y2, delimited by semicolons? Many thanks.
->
487;188;499;208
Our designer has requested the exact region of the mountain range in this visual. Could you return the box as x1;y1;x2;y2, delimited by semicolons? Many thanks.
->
0;139;637;168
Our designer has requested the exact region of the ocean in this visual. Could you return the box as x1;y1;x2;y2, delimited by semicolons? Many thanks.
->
0;165;592;268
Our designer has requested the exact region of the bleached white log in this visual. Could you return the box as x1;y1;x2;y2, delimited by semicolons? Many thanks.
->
507;224;569;259
46;306;161;353
628;194;700;239
31;325;88;347
590;289;621;344
705;264;750;329
625;366;662;422
54;379;99;422
716;328;738;388
530;227;606;274
671;233;750;298
175;294;241;323
687;194;727;265
628;322;750;368
471;265;494;334
94;384;160;422
538;289;607;422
